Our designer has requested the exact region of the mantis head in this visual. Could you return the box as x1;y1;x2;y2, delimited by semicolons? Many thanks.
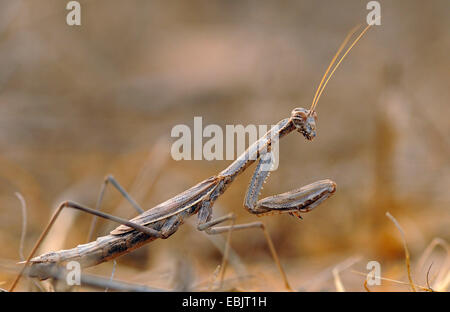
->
291;108;318;141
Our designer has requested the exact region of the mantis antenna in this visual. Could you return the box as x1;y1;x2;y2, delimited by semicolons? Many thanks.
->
310;24;361;113
310;22;375;113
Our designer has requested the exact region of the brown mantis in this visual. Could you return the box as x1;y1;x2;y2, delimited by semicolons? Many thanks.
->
9;22;374;292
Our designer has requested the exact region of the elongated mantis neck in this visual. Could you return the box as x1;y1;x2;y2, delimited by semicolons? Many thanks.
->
219;117;296;180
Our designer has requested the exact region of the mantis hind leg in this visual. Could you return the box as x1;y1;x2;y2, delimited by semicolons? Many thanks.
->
87;175;145;242
9;200;163;292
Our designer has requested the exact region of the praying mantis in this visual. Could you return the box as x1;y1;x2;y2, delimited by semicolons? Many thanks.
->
9;22;374;292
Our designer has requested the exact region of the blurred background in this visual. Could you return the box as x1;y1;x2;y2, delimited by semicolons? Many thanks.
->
0;0;448;291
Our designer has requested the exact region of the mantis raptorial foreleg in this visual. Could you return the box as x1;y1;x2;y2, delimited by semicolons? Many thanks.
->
245;151;336;216
195;151;335;291
199;150;334;290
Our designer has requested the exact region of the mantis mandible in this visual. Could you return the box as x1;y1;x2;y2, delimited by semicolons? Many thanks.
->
9;22;373;292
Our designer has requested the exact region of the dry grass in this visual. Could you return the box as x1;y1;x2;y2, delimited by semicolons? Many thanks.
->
0;0;449;292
